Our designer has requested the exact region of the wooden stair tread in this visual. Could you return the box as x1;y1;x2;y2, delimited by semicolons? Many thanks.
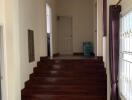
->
28;78;106;85
22;57;107;100
22;89;106;95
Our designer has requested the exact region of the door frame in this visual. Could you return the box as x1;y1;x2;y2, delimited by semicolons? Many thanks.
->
46;3;53;59
0;25;7;100
93;0;97;56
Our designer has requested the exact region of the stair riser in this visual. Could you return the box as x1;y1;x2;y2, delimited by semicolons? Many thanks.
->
36;69;105;73
22;95;106;100
26;81;107;86
37;62;104;67
30;77;106;82
34;68;106;72
25;86;107;93
25;82;107;89
40;57;103;62
22;57;107;100
22;90;107;95
35;66;105;70
30;75;106;81
26;85;107;90
30;74;106;79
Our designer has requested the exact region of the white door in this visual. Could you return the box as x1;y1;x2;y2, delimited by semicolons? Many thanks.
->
58;16;73;55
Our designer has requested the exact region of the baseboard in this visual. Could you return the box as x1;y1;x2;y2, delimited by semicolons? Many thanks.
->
40;56;48;60
97;56;103;62
73;52;84;56
40;53;60;59
53;53;60;57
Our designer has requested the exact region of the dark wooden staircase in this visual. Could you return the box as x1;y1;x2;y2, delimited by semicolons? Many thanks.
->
21;57;107;100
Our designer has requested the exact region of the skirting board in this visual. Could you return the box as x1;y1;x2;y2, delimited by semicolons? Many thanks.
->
53;53;60;57
73;52;84;56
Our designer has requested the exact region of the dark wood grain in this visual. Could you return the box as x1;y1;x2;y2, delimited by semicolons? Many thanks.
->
22;57;107;100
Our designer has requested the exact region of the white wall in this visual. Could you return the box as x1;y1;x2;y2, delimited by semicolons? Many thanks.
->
57;0;94;53
19;0;47;89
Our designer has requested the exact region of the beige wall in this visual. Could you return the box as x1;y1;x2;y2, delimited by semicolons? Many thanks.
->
0;0;47;100
0;0;4;24
56;0;94;53
19;0;47;89
3;0;21;99
97;0;103;56
121;0;132;15
0;0;8;100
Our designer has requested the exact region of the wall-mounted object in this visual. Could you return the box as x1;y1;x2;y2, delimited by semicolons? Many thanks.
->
28;29;35;62
103;0;107;36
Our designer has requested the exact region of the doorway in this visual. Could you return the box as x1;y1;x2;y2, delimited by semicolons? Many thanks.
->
0;26;3;100
46;3;53;58
93;0;97;56
57;16;73;55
